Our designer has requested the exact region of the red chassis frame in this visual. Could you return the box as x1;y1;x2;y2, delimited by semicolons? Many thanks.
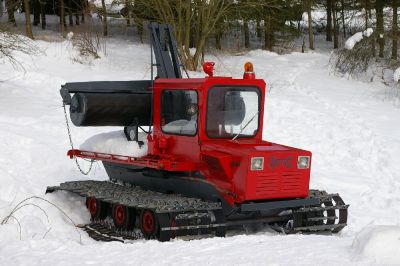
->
68;76;312;207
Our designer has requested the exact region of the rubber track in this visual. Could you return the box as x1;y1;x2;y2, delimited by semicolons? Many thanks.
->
78;222;142;243
49;182;348;239
291;190;349;233
47;180;222;213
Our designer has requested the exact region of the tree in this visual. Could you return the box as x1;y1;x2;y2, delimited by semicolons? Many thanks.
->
306;0;314;50
135;0;232;71
5;0;16;26
244;19;250;49
333;0;339;49
256;19;262;38
255;0;303;51
124;0;133;26
60;0;66;38
214;19;224;50
392;0;398;60
68;0;73;26
375;0;384;58
340;0;346;38
33;0;41;26
326;0;333;41
264;14;273;50
101;0;108;36
363;0;371;28
23;0;34;39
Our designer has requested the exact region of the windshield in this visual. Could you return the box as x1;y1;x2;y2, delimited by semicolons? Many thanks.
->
206;86;260;138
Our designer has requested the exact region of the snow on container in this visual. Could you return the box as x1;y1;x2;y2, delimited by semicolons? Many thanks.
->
80;130;148;157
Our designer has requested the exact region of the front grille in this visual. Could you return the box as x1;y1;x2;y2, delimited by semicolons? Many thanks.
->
255;172;305;197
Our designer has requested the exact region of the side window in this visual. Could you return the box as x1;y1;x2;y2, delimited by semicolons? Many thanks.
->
161;90;198;136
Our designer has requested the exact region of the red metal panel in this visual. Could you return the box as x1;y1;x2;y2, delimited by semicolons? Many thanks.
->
67;149;197;172
200;140;312;203
250;171;310;200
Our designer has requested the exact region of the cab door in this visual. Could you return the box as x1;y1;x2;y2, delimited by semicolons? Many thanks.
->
154;88;201;163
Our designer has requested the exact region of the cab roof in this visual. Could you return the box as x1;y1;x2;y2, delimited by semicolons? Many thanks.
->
154;77;266;90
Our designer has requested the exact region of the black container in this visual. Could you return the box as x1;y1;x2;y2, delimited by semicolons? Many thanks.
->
60;80;153;127
70;92;152;127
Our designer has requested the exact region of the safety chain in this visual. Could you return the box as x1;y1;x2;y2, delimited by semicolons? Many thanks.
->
63;103;94;175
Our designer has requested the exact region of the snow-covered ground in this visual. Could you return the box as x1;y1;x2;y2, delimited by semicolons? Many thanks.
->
0;34;400;265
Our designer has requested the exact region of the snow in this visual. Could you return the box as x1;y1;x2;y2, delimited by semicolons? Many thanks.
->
363;28;373;38
92;0;124;14
394;67;400;82
1;29;400;265
352;226;400;264
345;32;363;50
345;28;373;50
66;31;74;40
80;131;148;157
189;47;197;57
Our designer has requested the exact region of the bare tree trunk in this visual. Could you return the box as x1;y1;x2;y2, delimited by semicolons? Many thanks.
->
392;0;398;60
33;0;40;26
125;0;131;26
81;0;87;23
264;17;269;50
327;0;333;41
41;1;46;29
60;0;66;37
366;0;372;19
215;27;222;50
307;0;315;50
264;16;273;51
376;0;385;58
101;0;108;36
6;0;16;26
74;1;80;26
341;0;346;38
364;0;375;56
256;19;262;38
75;14;80;25
23;0;34;39
68;0;73;26
244;19;250;49
364;0;369;28
333;0;339;49
133;16;143;43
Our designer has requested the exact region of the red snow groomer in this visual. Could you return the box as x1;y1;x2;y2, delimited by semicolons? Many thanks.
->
48;23;348;241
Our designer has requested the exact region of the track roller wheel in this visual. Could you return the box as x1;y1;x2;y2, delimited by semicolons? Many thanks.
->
140;209;159;239
112;204;135;230
86;197;108;220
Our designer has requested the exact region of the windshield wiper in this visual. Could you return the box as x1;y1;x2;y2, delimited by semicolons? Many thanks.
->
232;111;259;141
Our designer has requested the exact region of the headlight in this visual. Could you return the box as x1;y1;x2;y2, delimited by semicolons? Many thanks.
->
297;156;310;169
251;157;264;171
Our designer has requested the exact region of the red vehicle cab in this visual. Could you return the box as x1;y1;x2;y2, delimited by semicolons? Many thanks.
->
146;72;312;206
